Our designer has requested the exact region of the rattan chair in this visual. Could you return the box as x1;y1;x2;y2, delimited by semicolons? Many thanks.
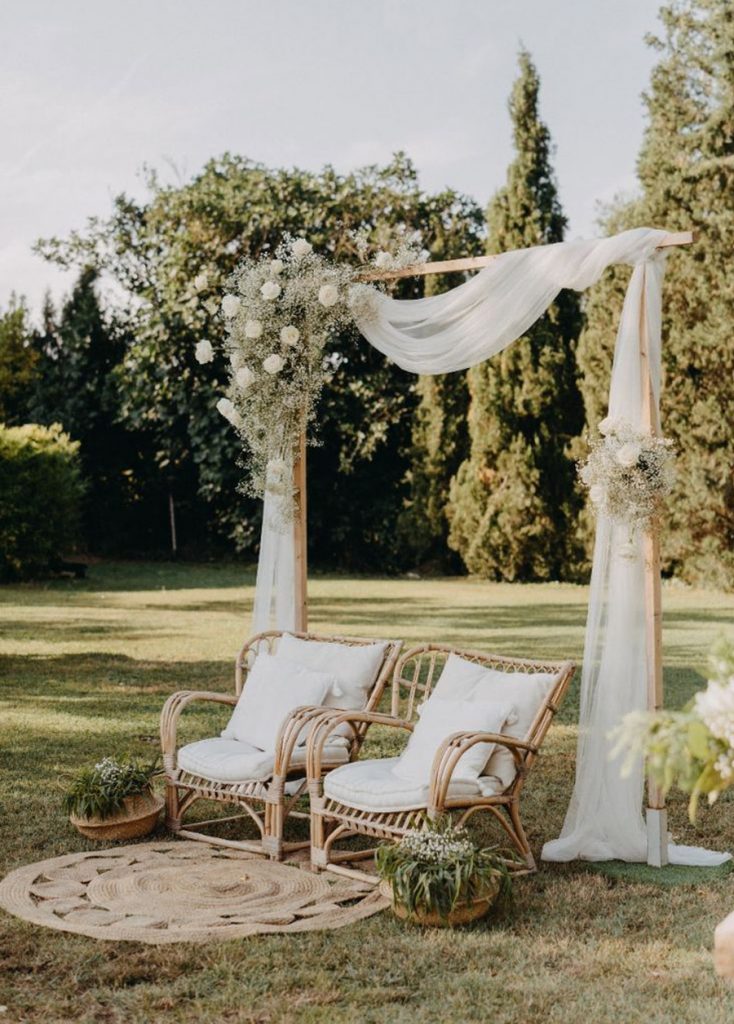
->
160;630;402;860
307;643;575;881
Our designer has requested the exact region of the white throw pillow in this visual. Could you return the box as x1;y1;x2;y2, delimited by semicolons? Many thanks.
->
221;653;334;751
393;699;515;785
277;634;388;711
430;652;492;701
468;668;558;787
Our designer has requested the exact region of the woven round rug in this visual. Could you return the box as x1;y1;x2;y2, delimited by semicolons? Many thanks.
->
0;841;387;943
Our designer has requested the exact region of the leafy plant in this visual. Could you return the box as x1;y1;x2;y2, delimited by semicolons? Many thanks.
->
62;757;161;820
375;817;513;920
614;639;734;821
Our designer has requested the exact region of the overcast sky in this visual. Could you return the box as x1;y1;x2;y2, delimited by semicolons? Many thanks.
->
2;0;664;316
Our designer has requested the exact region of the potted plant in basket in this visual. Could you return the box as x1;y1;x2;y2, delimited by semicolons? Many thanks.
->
375;817;513;928
63;757;164;841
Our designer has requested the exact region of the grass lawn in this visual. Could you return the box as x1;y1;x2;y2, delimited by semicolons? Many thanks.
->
1;560;734;1023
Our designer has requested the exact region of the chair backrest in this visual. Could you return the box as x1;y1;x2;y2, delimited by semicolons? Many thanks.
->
391;643;575;756
235;630;402;715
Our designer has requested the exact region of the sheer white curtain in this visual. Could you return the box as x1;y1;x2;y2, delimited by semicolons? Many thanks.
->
251;226;729;865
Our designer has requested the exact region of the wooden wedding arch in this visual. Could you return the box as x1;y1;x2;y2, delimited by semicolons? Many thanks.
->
287;229;694;866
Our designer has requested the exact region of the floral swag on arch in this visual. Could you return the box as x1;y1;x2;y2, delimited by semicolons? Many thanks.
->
197;226;729;869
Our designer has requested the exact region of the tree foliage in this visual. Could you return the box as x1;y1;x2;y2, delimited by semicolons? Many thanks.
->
447;50;584;580
39;154;484;567
579;0;734;587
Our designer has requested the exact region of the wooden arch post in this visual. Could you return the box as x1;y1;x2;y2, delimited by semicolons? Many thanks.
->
293;424;308;633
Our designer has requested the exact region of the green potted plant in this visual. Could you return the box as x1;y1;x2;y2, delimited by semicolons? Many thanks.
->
63;757;164;841
375;817;513;928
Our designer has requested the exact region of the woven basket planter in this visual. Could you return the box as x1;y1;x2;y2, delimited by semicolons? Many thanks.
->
70;793;164;841
378;876;501;928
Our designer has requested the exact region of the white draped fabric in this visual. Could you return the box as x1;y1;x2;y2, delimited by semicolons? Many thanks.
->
252;226;729;865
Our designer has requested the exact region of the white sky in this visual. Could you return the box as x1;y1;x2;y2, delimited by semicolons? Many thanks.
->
1;0;663;317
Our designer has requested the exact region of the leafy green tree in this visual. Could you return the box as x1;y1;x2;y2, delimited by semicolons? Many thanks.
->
447;50;584;580
579;0;734;587
39;154;484;567
0;296;38;424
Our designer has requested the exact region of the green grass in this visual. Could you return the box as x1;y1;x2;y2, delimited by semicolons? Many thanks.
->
1;561;734;1023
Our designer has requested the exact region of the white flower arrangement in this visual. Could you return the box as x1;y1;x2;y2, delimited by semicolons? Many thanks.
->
207;232;425;510
578;417;675;536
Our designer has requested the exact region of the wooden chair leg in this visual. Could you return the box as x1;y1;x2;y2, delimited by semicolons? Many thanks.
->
165;779;182;832
508;799;536;871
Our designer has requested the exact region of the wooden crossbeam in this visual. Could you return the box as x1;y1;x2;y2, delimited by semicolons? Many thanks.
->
360;230;694;282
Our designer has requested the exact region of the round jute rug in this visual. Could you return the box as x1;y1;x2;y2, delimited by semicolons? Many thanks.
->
0;841;387;943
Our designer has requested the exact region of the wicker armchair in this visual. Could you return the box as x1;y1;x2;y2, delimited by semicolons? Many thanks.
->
307;643;575;881
160;630;402;860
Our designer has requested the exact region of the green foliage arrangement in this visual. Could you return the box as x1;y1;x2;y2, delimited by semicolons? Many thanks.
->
375;818;512;920
0;423;84;580
62;757;161;820
614;639;734;821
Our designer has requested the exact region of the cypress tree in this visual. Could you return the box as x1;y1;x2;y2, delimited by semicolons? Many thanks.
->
579;0;734;587
447;50;584;580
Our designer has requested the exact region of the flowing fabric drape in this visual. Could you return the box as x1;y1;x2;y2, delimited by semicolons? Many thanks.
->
250;226;729;866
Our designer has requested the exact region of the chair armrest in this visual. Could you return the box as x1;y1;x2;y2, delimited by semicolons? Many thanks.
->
428;731;537;810
271;705;345;778
306;710;413;784
160;690;237;770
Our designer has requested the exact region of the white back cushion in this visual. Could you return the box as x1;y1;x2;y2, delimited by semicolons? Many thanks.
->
468;667;557;787
221;653;334;751
277;634;388;711
428;654;558;788
393;699;515;784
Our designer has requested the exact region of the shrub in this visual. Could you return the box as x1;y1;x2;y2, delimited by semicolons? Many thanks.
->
0;423;84;580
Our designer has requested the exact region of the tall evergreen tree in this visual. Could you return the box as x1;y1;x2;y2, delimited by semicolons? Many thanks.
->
447;50;584;580
579;0;734;588
0;296;38;424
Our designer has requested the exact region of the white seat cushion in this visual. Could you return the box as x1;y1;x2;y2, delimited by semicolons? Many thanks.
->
393;699;515;784
323;757;503;813
277;634;388;711
221;652;335;751
178;736;349;784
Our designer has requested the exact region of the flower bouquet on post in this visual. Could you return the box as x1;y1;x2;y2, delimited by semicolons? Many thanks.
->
375;817;514;928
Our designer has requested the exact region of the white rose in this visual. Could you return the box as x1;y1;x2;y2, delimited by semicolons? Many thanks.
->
589;484;605;505
236;366;255;389
216;397;242;428
598;415;615;435
318;283;339;308
244;319;263;339
270;259;284;274
280;325;300;347
193;271;208;292
260;280;281;300
230;350;245;369
262;353;285;375
291;238;312;259
194;339;214;364
221;294;241;318
616;442;642;468
374;251;394;269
